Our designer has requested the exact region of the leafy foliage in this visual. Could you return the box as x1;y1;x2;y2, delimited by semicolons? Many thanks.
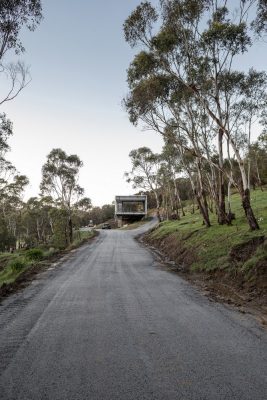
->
25;248;44;261
8;257;27;271
0;0;42;59
124;0;267;230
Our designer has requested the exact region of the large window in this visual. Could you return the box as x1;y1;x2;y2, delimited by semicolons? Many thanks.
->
122;201;145;213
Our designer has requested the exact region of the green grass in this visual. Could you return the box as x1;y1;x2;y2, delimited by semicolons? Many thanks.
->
0;266;25;285
120;217;153;230
241;241;267;273
0;230;97;288
0;256;31;286
149;189;267;273
71;230;96;247
0;253;18;272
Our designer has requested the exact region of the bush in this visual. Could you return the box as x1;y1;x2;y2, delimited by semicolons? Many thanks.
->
43;247;59;258
9;258;27;272
25;248;44;261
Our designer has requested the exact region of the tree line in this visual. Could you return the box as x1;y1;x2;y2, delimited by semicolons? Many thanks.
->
0;1;116;252
124;0;267;230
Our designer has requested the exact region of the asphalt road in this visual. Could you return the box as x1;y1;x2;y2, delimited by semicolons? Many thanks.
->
0;220;267;400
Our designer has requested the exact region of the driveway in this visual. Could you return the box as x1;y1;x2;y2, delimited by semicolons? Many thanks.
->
0;220;266;399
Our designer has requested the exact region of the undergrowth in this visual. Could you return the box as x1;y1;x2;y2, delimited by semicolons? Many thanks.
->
0;230;96;288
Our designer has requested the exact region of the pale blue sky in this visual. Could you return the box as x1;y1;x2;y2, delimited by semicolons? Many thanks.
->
3;0;162;206
2;0;267;206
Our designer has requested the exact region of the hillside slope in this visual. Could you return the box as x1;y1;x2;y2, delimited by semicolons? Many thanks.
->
143;189;267;320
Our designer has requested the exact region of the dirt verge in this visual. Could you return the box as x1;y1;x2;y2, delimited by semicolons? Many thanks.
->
0;232;99;302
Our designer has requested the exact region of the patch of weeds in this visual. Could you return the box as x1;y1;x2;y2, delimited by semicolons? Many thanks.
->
25;248;44;261
0;257;30;286
218;256;232;270
9;258;27;271
242;257;258;273
43;247;59;258
190;263;202;272
241;242;267;273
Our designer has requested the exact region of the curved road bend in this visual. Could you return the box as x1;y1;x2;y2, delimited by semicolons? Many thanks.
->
0;220;266;400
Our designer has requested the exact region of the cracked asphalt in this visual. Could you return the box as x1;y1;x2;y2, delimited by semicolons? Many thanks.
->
0;220;266;400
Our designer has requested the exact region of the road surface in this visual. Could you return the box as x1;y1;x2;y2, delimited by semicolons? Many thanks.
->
0;220;266;399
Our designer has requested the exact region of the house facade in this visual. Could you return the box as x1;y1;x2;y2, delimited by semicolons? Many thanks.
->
115;195;147;227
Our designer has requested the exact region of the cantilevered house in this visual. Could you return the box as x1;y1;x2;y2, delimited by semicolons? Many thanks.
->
115;195;147;227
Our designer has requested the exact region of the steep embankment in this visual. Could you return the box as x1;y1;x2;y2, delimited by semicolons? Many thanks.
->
143;189;267;319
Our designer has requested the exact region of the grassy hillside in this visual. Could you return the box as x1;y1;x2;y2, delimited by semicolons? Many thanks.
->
146;189;267;274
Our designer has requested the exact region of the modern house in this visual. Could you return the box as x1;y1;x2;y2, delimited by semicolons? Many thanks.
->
115;195;147;227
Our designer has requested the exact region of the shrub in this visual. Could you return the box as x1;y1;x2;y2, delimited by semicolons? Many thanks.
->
43;247;59;257
25;248;44;261
9;258;27;272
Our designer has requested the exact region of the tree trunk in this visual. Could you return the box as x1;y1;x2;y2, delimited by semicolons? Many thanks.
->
205;109;260;230
36;219;41;243
49;218;54;235
69;216;73;243
195;192;211;227
255;158;263;191
247;118;252;191
241;189;259;231
217;129;228;225
173;178;183;218
153;191;161;221
196;160;210;226
227;178;233;224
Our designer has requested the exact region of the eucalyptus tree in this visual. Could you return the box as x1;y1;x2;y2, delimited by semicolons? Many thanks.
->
165;127;212;226
0;0;42;59
0;113;12;153
156;160;176;220
0;113;14;194
40;148;84;245
0;113;28;240
101;204;115;222
21;196;54;246
161;142;185;218
74;197;92;212
125;147;162;219
0;111;30;248
0;0;42;105
229;70;267;189
253;0;267;33
0;174;29;249
247;132;267;188
124;0;264;230
73;197;93;229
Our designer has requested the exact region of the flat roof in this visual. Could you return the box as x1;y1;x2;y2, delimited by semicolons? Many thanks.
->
115;195;147;202
116;212;146;215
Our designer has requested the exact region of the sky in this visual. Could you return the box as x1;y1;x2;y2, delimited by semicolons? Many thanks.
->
2;0;267;207
2;0;163;207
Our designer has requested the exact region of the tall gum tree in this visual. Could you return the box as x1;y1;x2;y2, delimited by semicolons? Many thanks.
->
124;0;265;230
40;148;84;245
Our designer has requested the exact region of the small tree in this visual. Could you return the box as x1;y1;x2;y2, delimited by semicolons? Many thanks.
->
125;147;162;219
40;148;84;245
